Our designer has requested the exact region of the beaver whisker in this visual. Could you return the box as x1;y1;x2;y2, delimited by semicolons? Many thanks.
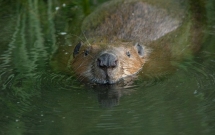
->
74;70;92;83
71;74;85;84
72;58;91;73
91;78;96;83
124;69;133;73
79;76;88;84
81;68;92;76
82;30;91;46
70;34;85;43
122;67;133;70
87;53;94;59
74;73;84;82
91;77;100;83
122;66;131;68
124;71;132;76
72;63;84;72
119;59;127;63
76;75;84;82
74;65;92;80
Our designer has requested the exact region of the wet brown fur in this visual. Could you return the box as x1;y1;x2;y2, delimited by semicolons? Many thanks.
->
51;0;205;84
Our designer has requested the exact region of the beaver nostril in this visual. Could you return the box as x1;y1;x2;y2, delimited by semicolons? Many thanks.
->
97;58;104;68
114;60;118;65
111;60;118;68
97;53;118;69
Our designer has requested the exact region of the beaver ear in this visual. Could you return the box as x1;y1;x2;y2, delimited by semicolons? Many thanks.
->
134;43;144;57
73;42;82;58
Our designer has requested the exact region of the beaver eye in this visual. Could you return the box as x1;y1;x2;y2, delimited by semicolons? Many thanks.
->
135;43;144;57
84;50;89;56
73;42;82;58
126;51;131;58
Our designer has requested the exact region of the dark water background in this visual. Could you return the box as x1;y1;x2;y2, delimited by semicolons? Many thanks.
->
0;0;215;135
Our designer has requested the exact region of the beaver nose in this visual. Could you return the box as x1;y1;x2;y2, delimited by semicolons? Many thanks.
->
97;53;118;69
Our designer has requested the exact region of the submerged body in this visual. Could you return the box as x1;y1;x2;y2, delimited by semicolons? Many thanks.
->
52;0;203;85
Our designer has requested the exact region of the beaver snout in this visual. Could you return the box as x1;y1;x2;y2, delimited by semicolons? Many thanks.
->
97;53;118;69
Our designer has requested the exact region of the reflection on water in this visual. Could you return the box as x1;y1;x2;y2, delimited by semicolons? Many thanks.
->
0;0;215;135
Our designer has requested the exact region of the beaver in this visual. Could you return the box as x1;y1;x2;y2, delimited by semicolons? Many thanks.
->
52;0;204;85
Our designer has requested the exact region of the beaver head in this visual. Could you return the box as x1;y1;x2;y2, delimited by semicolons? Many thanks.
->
51;0;203;87
67;0;183;85
58;0;197;85
70;41;149;84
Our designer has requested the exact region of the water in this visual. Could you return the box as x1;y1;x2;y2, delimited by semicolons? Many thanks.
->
0;0;215;135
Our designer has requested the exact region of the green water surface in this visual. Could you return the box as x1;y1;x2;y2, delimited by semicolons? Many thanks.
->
0;0;215;135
